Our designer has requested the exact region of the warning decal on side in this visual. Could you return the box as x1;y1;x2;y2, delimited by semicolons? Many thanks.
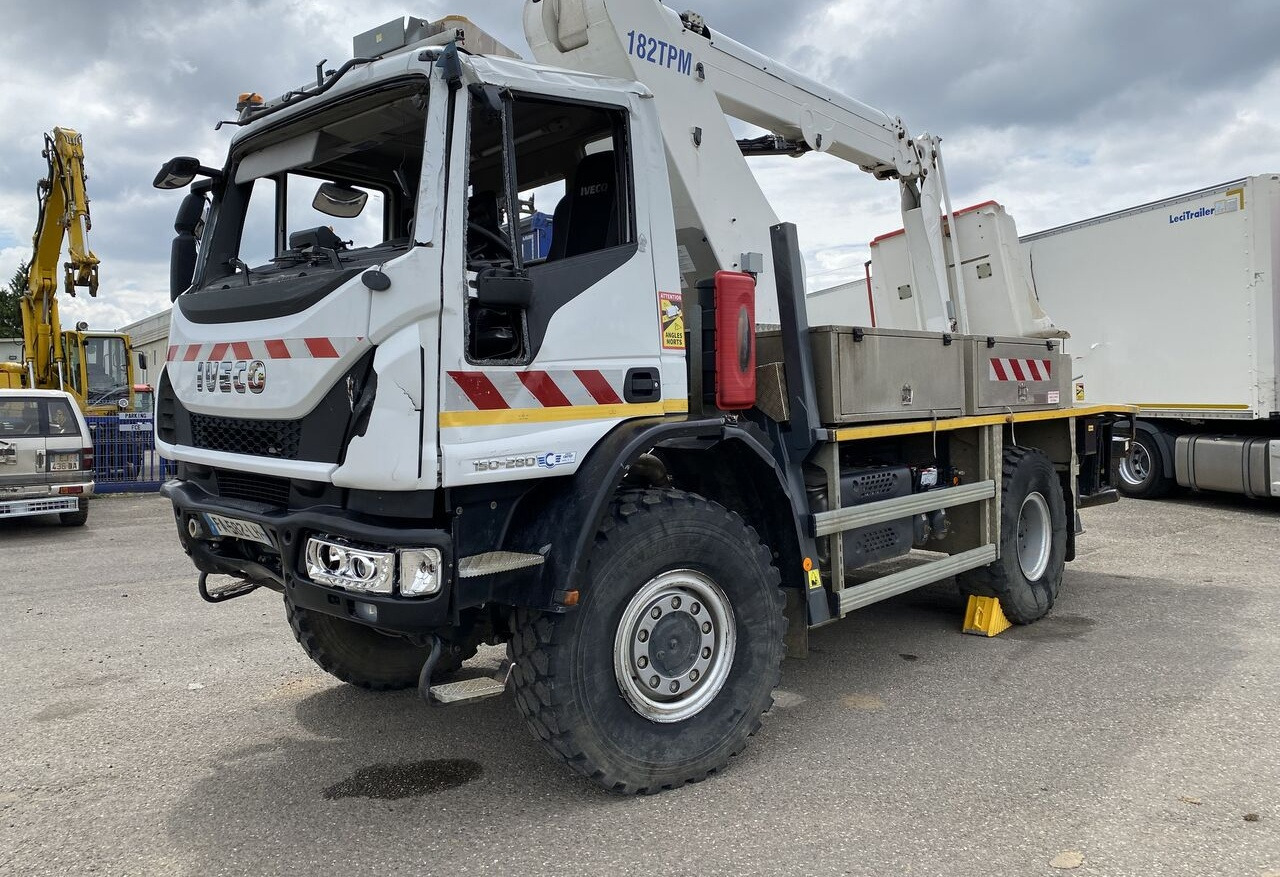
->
659;291;685;350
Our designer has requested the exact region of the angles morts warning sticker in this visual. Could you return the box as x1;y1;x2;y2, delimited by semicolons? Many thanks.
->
659;291;684;350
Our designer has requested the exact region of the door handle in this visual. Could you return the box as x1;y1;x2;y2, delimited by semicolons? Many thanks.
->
624;368;662;404
36;449;46;470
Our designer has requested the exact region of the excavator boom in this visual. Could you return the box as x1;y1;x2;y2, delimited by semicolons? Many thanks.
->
11;127;134;414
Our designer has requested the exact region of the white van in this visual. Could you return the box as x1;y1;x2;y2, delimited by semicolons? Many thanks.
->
0;390;95;526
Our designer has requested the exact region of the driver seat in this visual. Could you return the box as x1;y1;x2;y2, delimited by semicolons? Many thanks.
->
547;151;619;261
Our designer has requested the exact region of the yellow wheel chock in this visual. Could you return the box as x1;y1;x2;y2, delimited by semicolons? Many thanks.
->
962;595;1012;637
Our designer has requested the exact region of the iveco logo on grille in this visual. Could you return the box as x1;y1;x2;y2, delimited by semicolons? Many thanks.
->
196;360;266;394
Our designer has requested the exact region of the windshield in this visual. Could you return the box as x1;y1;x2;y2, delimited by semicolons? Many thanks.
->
84;336;130;408
201;83;429;288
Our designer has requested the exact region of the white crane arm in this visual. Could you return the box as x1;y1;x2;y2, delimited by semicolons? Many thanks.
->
524;0;963;329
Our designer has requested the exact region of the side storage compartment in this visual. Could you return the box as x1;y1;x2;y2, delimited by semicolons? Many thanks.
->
1174;435;1280;498
758;326;965;424
963;335;1071;415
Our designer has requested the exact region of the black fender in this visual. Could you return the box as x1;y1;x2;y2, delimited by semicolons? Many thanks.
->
500;416;815;614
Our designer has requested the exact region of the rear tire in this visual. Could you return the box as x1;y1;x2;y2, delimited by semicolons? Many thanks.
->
59;498;88;527
958;447;1067;624
1118;431;1173;499
509;489;785;794
285;599;474;690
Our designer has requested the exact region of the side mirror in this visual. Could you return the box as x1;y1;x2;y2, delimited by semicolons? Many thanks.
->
170;191;207;300
154;157;201;190
154;157;223;190
137;352;149;372
475;267;534;309
313;182;368;218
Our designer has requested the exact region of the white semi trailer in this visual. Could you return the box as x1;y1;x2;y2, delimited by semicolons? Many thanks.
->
1020;176;1280;500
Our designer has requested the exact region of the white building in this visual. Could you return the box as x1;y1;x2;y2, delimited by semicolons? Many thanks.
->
119;308;172;388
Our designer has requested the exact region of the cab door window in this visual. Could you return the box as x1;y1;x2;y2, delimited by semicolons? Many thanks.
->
466;94;634;362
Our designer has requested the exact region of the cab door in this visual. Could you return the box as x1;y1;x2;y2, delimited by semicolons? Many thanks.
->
437;88;669;488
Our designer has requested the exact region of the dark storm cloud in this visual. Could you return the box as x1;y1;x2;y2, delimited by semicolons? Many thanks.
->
811;0;1280;132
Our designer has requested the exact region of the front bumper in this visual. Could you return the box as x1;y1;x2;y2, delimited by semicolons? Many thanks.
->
162;479;453;634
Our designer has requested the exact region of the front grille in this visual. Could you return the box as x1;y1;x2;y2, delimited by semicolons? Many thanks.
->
214;468;291;507
191;414;301;460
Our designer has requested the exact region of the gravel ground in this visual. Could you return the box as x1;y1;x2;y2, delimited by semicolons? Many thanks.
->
2;491;1278;877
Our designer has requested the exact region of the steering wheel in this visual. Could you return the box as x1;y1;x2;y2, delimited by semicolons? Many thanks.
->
467;220;514;260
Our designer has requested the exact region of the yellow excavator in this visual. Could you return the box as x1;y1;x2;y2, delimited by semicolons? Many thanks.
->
0;128;140;415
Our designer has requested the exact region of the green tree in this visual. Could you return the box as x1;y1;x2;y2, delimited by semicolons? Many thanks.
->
0;262;26;338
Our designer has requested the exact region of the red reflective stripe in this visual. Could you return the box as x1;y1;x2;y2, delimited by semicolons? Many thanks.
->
183;345;202;362
1043;359;1053;376
231;342;253;360
518;371;572;407
1009;359;1026;381
208;343;230;361
990;358;1008;381
265;339;291;359
304;337;339;358
166;346;178;362
448;372;509;410
574;370;623;405
1027;360;1043;381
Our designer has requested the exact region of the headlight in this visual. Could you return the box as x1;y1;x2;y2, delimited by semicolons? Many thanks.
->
399;548;442;597
304;537;395;594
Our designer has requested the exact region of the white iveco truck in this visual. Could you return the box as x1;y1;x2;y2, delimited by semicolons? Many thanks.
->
1021;177;1280;500
153;2;1125;792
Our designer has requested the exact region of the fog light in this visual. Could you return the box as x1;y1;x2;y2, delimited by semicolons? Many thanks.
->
354;602;378;623
399;548;442;597
305;536;394;594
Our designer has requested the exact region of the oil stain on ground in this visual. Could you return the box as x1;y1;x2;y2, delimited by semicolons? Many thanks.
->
323;759;483;800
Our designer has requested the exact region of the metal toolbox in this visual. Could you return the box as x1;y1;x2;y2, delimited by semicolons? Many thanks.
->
962;335;1071;415
757;326;965;424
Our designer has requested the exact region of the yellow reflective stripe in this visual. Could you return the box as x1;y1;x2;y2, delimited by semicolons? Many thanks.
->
440;399;688;428
830;403;1134;442
1137;403;1251;411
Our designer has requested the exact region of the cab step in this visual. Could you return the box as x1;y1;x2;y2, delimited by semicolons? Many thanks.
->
428;675;509;705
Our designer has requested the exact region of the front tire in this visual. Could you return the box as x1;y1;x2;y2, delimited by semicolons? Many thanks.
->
285;599;474;690
1118;431;1173;499
509;490;785;794
958;447;1067;624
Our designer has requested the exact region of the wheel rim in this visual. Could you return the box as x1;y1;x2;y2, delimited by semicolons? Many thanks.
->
613;569;736;724
1119;441;1151;487
1017;492;1052;581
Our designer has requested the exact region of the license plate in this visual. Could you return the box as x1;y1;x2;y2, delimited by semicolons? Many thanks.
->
50;457;79;471
205;513;273;546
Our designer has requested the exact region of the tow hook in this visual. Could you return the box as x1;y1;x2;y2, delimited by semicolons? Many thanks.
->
197;572;261;604
416;635;446;706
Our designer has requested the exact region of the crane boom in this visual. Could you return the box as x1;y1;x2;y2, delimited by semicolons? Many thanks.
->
524;0;964;329
4;127;136;414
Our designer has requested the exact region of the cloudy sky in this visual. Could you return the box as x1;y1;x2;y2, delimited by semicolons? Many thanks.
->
1;0;1278;331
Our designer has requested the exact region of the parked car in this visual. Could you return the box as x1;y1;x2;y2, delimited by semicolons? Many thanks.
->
0;390;94;526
